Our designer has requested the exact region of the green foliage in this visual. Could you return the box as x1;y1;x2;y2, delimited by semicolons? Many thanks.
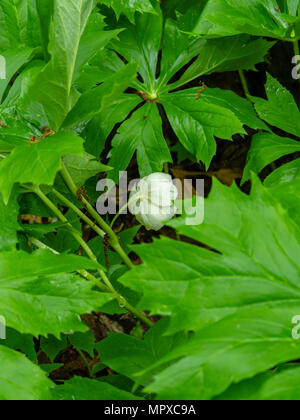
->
105;11;272;177
109;178;300;399
192;0;300;41
243;75;300;182
0;0;300;402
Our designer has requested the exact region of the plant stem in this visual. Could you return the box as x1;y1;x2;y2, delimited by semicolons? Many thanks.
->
52;188;105;238
110;195;143;228
293;40;300;58
29;236;108;293
77;349;94;378
28;196;153;328
33;186;106;280
238;70;250;98
60;161;135;269
60;161;78;196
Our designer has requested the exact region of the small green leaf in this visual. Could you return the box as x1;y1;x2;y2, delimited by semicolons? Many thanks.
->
99;0;157;23
63;153;111;188
109;103;171;181
63;63;138;129
0;345;51;400
0;131;84;204
243;132;300;182
252;74;300;137
51;376;143;400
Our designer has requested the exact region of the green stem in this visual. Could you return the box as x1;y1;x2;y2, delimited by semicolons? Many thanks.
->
29;237;108;293
60;161;134;269
28;199;153;328
77;349;94;378
33;186;105;280
238;70;250;98
293;39;300;57
60;160;78;196
110;195;143;228
82;196;135;269
52;188;105;238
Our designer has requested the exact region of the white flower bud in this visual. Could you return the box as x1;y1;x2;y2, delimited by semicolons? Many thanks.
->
129;173;178;231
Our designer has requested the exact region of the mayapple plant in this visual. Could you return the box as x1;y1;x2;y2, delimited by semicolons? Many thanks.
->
0;0;299;402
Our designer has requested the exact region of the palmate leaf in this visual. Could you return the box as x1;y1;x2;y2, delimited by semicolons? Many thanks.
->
0;131;84;204
105;13;272;176
160;88;266;167
192;0;300;41
83;94;142;157
63;63;139;129
243;74;300;182
0;345;51;400
99;0;156;23
0;249;112;337
114;178;300;399
109;103;171;182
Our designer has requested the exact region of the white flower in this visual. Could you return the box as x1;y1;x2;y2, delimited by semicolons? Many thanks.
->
129;173;178;231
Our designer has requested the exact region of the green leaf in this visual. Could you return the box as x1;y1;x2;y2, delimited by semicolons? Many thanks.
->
243;132;300;182
0;345;51;400
21;0;95;130
167;36;274;91
83;94;142;157
0;0;40;50
252;74;300;137
243;75;300;182
0;47;35;102
265;159;300;226
36;0;54;59
265;158;300;188
4;328;36;362
0;131;84;204
118;178;300;399
110;9;163;93
108;103;171;181
63;153;111;188
68;330;95;358
217;366;300;400
51;376;143;400
0;188;19;252
97;319;185;386
100;0;156;23
40;335;67;362
63;63;139;129
0;249;112;337
104;15;273;177
0;106;40;149
161;88;248;167
193;0;298;41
